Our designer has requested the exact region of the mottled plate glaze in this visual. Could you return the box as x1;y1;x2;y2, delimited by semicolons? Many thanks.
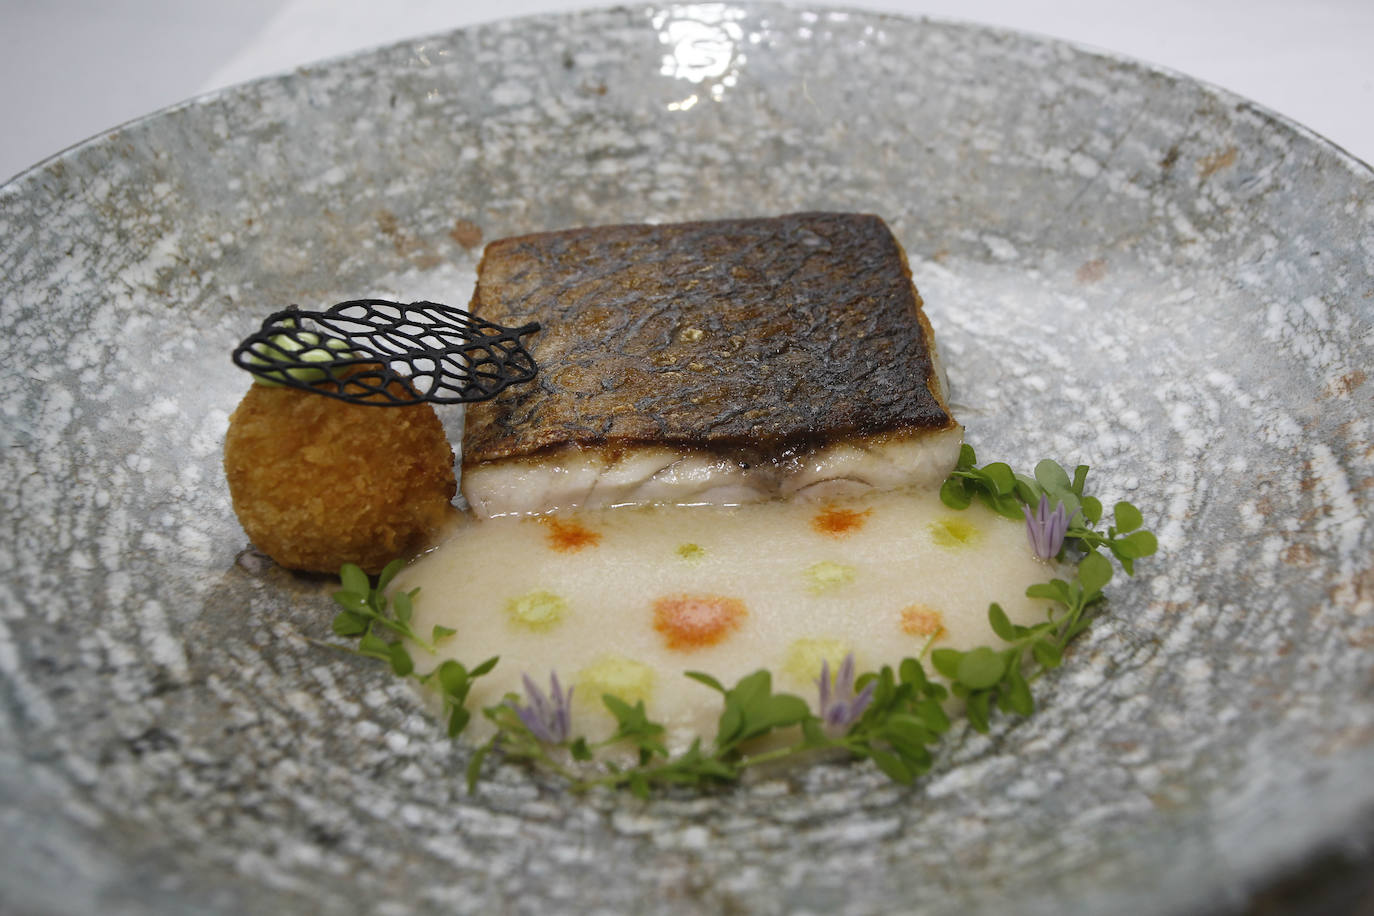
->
1;5;1372;914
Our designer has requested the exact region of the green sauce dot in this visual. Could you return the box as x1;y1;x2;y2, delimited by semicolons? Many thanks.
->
676;543;706;564
928;516;981;549
505;590;568;630
804;561;855;593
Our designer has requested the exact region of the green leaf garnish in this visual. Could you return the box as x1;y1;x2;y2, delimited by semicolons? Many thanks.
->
1113;501;1143;533
1032;639;1063;669
982;462;1016;496
1077;550;1113;595
684;670;726;694
388;643;414;677
1113;530;1158;559
340;563;370;596
1034;459;1072;495
331;610;368;637
1080;496;1104;524
939;476;972;510
955;647;1006;689
930;648;962;681
988;603;1016;642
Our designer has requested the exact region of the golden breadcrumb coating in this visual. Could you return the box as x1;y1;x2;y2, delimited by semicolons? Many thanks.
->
223;384;456;574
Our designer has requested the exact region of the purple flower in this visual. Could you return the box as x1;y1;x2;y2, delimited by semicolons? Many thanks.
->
509;672;574;744
817;654;876;734
1024;495;1070;561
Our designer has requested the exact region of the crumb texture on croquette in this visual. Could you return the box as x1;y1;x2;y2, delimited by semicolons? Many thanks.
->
223;384;457;573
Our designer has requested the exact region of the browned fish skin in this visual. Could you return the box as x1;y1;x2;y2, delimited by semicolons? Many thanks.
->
463;213;955;467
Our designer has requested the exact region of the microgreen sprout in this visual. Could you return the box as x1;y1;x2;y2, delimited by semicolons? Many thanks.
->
320;451;1155;796
320;559;494;735
327;560;443;676
1024;494;1070;560
817;654;876;733
509;672;574;744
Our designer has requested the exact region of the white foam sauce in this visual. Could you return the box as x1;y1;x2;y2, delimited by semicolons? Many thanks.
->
395;487;1059;746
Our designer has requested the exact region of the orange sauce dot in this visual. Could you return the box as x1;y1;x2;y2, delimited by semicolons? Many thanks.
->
540;516;602;553
900;604;946;638
652;595;747;651
811;505;872;538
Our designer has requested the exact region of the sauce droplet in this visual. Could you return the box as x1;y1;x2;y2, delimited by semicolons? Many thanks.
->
505;590;568;630
810;505;872;538
928;515;980;549
900;603;946;638
577;655;656;708
804;560;856;593
540;516;602;553
652;594;747;650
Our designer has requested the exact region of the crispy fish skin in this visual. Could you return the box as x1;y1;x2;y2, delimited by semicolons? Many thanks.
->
461;212;959;515
466;213;954;453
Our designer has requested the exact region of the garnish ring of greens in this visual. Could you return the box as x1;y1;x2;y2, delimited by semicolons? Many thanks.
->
321;447;1155;795
232;299;541;405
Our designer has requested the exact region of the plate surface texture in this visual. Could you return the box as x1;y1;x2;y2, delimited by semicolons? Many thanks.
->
1;4;1372;914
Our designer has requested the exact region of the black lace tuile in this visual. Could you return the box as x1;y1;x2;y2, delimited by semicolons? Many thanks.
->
231;299;540;405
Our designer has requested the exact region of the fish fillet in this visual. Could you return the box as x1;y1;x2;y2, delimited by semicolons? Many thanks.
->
461;212;961;518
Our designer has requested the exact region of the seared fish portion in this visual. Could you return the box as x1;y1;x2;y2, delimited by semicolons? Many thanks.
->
461;212;961;518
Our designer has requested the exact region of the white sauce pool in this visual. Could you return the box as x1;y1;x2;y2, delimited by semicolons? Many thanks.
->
395;488;1059;745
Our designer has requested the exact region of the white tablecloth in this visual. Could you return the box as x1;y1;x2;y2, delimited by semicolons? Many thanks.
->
4;0;1372;181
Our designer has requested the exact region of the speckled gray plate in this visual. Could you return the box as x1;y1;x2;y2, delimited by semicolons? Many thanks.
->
2;5;1372;914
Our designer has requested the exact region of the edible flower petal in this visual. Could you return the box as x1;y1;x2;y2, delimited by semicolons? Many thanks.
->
817;653;876;734
1023;495;1069;561
509;671;574;744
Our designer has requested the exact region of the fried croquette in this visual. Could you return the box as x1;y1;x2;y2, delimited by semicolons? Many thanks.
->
223;383;456;574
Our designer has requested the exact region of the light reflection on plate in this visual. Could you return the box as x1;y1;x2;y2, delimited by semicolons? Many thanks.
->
655;3;747;93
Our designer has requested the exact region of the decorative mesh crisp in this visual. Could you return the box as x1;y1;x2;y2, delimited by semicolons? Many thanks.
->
231;299;539;405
